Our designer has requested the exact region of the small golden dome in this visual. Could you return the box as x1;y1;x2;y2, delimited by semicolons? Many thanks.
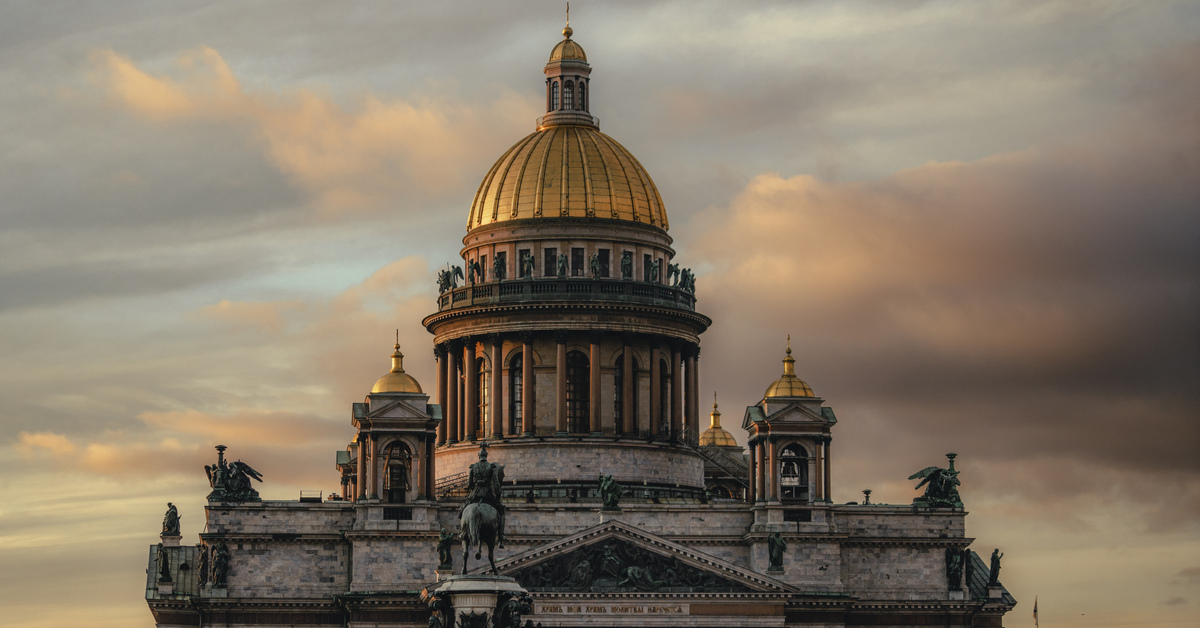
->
699;394;738;447
549;28;587;62
467;124;668;232
371;338;422;394
763;336;815;399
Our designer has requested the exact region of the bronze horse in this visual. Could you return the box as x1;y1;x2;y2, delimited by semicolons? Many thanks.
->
459;502;500;574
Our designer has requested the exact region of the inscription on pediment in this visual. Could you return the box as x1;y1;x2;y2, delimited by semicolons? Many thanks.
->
510;538;750;593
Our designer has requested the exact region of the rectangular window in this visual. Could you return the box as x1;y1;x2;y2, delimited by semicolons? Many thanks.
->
518;249;531;278
598;249;610;278
544;248;557;277
643;254;652;282
494;251;506;281
479;255;487;282
571;248;585;277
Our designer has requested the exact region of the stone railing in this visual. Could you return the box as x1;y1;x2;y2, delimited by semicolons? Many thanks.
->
436;277;696;312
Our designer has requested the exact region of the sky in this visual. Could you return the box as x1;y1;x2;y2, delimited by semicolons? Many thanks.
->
0;1;1197;626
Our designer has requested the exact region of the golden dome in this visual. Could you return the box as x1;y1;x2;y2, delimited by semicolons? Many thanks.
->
549;26;587;62
763;336;815;399
467;124;668;232
371;340;422;394
699;395;738;447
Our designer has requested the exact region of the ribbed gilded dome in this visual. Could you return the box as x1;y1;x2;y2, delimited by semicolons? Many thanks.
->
550;26;587;62
699;396;738;447
371;341;422;394
467;125;668;232
763;337;815;399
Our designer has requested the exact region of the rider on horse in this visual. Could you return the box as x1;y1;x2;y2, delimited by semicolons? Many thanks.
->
462;443;505;547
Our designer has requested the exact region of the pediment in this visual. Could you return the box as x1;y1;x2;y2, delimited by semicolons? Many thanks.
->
365;398;431;421
764;401;828;425
486;520;795;594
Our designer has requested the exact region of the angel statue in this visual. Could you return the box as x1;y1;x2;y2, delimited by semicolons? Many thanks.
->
205;445;264;503
908;452;963;508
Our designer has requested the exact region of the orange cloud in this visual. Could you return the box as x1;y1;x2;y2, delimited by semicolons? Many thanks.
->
16;432;78;457
137;409;343;447
87;47;538;211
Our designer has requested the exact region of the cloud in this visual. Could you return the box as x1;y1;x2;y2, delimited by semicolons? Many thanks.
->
16;432;78;457
87;47;538;211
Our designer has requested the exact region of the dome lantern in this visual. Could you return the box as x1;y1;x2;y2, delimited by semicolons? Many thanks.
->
763;336;815;399
370;332;423;394
541;21;595;130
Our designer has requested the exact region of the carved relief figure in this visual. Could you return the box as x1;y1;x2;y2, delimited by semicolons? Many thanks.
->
945;547;964;590
768;532;787;569
156;543;171;582
436;528;455;569
211;543;230;587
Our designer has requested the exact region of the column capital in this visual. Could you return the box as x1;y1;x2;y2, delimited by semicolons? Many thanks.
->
487;333;503;345
553;330;569;343
519;330;535;343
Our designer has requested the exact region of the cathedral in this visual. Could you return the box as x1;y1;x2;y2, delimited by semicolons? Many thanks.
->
145;25;1016;628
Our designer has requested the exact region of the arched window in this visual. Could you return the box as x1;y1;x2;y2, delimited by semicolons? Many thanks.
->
614;353;638;432
551;81;560;110
566;350;589;433
659;358;671;436
779;444;809;502
578;81;586;111
382;441;412;504
563;80;574;110
477;357;490;438
510;354;523;434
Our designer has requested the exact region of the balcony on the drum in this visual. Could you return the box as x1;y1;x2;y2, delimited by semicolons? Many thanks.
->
436;276;696;312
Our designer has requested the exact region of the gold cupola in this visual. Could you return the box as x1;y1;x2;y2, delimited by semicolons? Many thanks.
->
763;336;815;399
699;394;737;447
370;335;422;394
465;24;669;233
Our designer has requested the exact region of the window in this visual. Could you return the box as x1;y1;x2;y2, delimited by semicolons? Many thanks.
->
544;248;557;277
579;81;586;111
551;81;560;110
566;350;590;433
510;354;523;434
382;441;412;504
614;353;637;430
780;444;809;501
643;254;652;282
563;80;574;110
478;357;490;438
571;247;584;277
479;255;487;282
598;249;610;278
518;249;531;278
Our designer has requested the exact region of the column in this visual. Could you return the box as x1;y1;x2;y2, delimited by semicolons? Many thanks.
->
814;438;824;502
649;346;661;437
446;346;459;443
436;347;446;445
747;443;757;504
356;435;365;501
768;438;779;501
416;435;427;499
622;341;634;435
491;338;503;439
685;349;698;444
823;436;832;503
464;341;477;441
368;434;378;499
756;441;766;502
671;345;683;440
522;337;535;436
425;434;436;500
555;334;567;434
589;337;601;434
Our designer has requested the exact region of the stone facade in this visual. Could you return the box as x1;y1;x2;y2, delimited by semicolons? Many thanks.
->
144;25;1015;628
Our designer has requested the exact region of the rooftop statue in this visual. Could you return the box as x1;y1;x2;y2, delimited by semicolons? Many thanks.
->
908;452;963;508
667;262;680;286
205;445;263;503
156;543;171;583
520;251;535;278
493;255;506;281
598;473;623;511
988;548;1004;586
468;259;483;285
437;266;463;293
767;532;787;570
460;443;505;574
161;502;180;537
557;253;568;277
650;258;661;284
589;252;601;278
620;251;633;279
